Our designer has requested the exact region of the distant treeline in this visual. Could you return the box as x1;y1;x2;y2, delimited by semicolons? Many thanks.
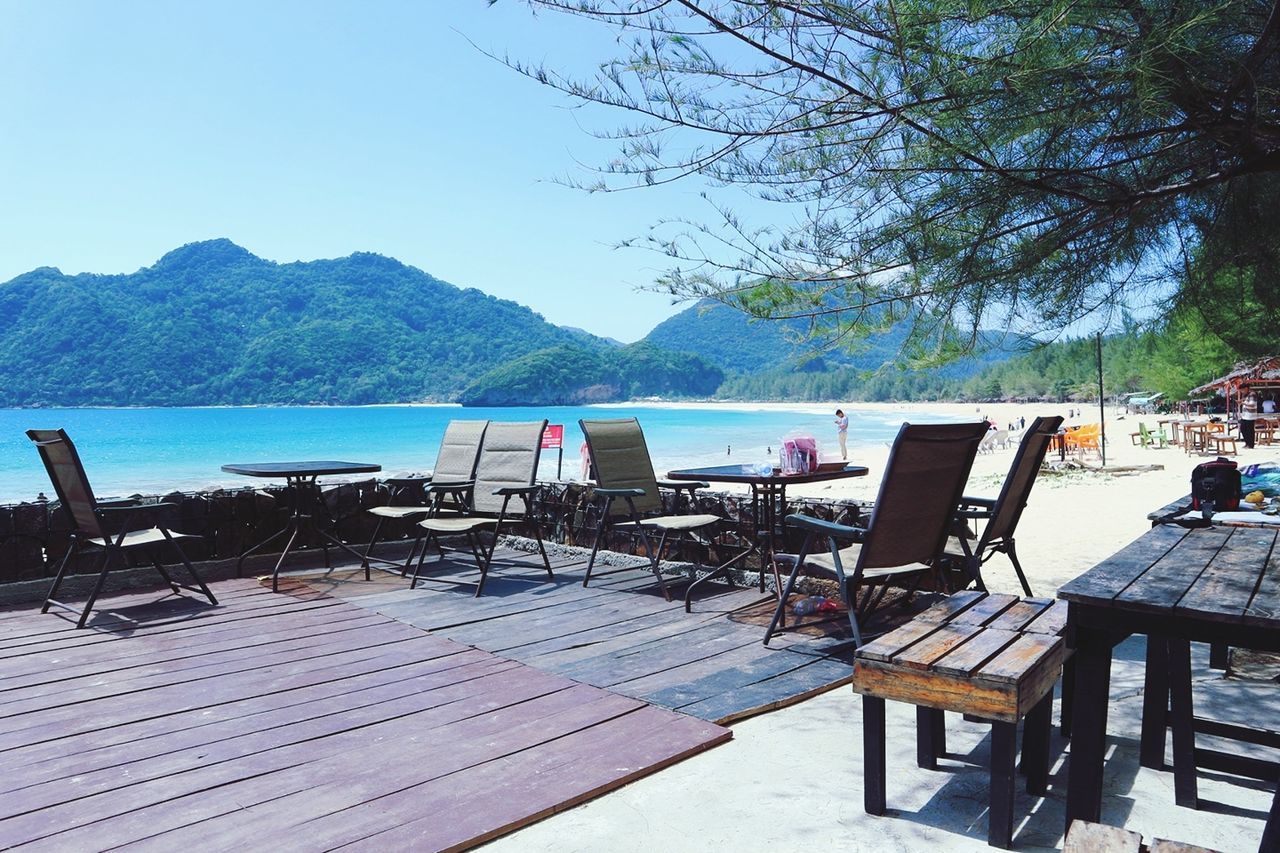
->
715;312;1241;403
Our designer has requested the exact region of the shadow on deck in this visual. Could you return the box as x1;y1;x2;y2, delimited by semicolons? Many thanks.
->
301;545;879;725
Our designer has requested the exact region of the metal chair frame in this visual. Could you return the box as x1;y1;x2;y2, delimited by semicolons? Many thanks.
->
26;428;217;628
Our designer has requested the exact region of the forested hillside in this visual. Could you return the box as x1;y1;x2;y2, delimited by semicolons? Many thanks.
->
646;299;1013;401
0;240;617;406
459;343;723;405
956;314;1240;402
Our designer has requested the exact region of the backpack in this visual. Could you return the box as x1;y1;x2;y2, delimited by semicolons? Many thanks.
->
1191;457;1241;513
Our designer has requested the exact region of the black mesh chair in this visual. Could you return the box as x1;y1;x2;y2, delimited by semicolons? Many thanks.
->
26;428;217;628
767;422;988;646
948;415;1064;595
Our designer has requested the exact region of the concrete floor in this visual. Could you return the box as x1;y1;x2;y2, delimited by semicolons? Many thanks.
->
481;637;1274;852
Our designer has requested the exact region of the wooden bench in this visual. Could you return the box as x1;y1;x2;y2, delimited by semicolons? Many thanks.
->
852;590;1068;848
1063;820;1222;852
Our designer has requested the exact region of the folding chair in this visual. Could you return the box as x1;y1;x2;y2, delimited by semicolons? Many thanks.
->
767;422;988;646
26;428;217;628
579;417;727;605
362;419;488;573
948;415;1065;596
412;420;553;596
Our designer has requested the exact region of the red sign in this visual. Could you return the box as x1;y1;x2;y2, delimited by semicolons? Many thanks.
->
541;424;564;449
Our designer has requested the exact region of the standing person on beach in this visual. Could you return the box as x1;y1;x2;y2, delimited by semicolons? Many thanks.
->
834;408;849;460
1242;387;1259;448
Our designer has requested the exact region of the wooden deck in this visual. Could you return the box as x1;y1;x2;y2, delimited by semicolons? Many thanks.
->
304;546;861;724
0;576;730;851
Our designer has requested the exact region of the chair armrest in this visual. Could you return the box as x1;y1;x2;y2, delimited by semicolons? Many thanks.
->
958;495;997;509
493;485;538;496
97;501;177;513
784;513;866;541
658;479;708;492
593;487;646;498
425;480;473;494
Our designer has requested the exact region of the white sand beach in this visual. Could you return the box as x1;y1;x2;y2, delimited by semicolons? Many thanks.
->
485;400;1277;853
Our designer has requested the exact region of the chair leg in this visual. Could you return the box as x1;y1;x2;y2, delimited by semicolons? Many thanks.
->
150;556;182;593
763;546;807;646
41;544;77;614
76;548;116;629
1006;540;1033;597
583;516;608;588
361;516;388;572
410;531;444;589
646;527;672;602
473;531;494;597
864;695;887;815
1168;637;1199;809
989;720;1017;848
161;530;217;604
532;525;554;579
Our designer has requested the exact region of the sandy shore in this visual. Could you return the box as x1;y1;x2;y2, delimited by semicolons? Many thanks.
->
486;400;1276;853
618;397;1246;596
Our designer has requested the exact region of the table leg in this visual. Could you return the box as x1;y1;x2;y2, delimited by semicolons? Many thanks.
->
1141;635;1169;769
1023;691;1053;795
863;695;887;815
990;720;1017;848
916;706;943;770
1064;622;1119;829
1168;637;1199;809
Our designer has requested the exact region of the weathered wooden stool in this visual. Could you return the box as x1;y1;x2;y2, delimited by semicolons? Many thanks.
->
852;591;1068;848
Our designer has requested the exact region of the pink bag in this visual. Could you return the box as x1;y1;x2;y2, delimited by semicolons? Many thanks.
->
780;436;819;475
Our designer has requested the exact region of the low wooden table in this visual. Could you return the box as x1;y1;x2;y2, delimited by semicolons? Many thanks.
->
852;590;1068;848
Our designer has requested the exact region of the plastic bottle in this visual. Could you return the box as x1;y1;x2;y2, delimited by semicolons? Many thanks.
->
793;596;826;616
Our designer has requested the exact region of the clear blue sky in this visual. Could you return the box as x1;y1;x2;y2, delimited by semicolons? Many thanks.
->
0;1;739;342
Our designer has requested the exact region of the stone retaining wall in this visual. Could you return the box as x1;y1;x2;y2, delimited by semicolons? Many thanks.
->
0;480;870;586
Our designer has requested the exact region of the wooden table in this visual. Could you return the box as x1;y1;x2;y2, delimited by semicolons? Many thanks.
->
665;463;869;598
1058;524;1280;844
1180;421;1224;455
222;460;381;591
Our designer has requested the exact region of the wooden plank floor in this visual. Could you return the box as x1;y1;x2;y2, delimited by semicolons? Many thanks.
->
0;578;729;851
304;545;862;724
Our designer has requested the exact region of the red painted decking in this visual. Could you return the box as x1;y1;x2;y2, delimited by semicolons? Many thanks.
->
0;574;730;851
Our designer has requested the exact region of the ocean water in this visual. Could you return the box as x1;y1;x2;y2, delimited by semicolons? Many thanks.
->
0;404;954;503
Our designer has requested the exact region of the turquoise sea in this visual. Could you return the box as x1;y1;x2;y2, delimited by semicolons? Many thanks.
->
0;404;952;503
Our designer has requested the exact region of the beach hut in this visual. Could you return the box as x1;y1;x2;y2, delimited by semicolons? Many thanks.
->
1189;356;1280;415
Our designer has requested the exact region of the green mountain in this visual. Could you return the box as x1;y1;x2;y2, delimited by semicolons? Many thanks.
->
459;342;723;406
0;239;616;406
643;299;1013;401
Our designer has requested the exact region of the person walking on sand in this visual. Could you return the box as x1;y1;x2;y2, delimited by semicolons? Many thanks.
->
834;408;849;460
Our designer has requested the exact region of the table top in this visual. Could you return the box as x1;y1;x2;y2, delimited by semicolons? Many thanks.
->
1148;493;1280;528
666;463;869;486
221;461;382;478
1058;524;1280;630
